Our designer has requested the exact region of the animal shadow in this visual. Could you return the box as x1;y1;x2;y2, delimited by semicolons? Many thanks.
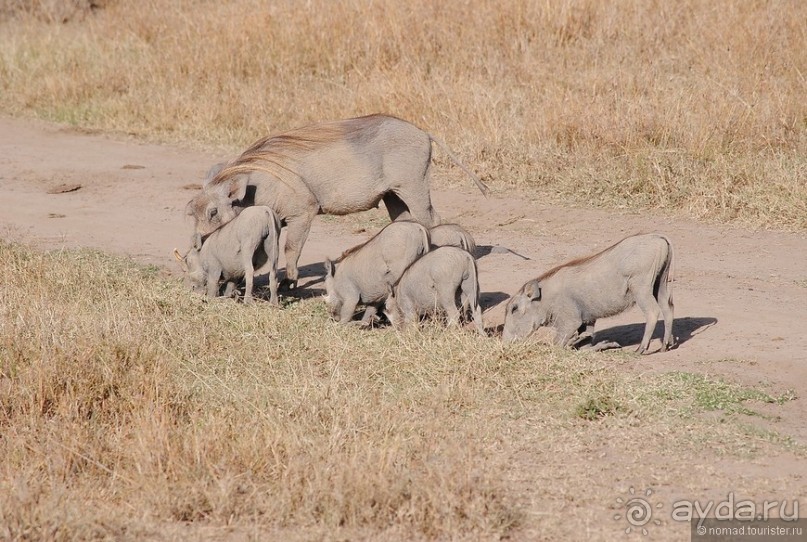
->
480;291;510;311
285;261;327;299
595;316;717;350
249;261;327;302
476;245;531;260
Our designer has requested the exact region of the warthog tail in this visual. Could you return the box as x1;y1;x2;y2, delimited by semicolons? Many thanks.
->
654;236;674;306
470;259;486;335
462;254;485;335
428;135;490;197
420;224;431;256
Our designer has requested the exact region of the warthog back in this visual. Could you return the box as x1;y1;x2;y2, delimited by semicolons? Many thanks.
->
429;223;477;256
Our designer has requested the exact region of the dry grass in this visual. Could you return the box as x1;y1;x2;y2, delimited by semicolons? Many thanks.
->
0;0;108;23
0;241;801;540
1;4;804;538
0;0;805;229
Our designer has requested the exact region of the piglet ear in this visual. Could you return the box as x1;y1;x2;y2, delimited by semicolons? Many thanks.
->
324;258;334;277
192;233;203;250
523;280;541;301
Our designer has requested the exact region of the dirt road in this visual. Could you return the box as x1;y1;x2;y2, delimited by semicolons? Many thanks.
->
2;115;806;538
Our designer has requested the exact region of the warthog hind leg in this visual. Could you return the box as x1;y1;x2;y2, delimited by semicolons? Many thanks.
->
635;289;662;354
222;281;238;298
359;305;380;327
439;288;461;327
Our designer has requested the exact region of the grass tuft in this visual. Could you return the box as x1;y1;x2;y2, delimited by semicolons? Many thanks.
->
576;395;624;421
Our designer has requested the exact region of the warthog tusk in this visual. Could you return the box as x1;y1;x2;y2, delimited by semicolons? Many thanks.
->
173;248;184;262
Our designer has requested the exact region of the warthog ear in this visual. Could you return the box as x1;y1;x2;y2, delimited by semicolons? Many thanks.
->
324;258;334;277
523;280;541;301
226;174;248;202
204;162;226;186
209;172;248;203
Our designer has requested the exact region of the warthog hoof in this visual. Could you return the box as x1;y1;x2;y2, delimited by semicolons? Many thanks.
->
660;339;678;352
279;278;297;291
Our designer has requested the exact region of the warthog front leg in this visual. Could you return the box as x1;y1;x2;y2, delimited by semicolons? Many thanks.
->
554;319;584;348
574;323;621;352
281;213;314;290
206;266;222;299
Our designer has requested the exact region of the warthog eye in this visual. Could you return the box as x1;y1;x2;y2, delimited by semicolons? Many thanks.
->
207;207;218;220
510;303;518;314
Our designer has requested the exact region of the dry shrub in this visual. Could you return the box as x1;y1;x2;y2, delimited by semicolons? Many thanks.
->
0;0;805;228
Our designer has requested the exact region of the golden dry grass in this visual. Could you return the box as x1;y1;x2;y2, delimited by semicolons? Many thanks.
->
0;0;805;228
1;2;806;538
0;241;801;539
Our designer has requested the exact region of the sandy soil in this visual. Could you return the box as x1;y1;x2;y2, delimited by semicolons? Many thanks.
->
1;115;805;540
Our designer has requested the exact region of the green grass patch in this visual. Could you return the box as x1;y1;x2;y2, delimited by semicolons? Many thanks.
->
638;371;797;418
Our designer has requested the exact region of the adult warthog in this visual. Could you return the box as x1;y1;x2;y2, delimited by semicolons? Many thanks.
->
187;114;488;289
502;233;675;354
